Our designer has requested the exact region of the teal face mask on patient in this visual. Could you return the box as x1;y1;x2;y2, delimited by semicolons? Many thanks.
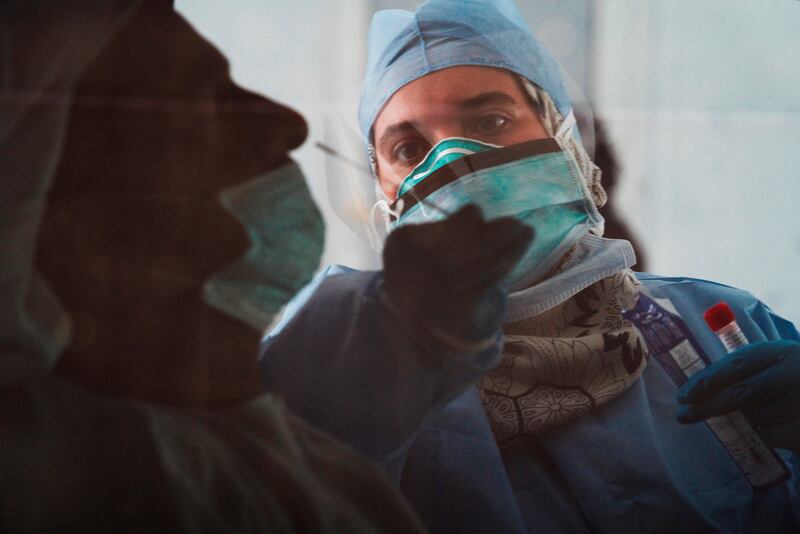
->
204;161;324;331
389;137;603;291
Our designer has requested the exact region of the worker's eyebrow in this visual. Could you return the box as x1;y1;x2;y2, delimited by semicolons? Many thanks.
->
376;121;420;152
458;91;518;110
376;92;518;150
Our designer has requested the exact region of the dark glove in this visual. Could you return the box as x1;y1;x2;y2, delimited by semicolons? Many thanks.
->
676;339;800;451
382;204;533;346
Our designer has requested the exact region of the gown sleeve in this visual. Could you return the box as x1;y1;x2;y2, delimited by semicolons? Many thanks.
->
259;265;505;467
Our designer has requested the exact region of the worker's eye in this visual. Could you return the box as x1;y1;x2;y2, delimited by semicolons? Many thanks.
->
469;113;510;136
393;140;428;166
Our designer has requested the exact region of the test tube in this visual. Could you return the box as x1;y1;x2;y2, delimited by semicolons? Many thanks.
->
701;300;789;488
704;301;748;352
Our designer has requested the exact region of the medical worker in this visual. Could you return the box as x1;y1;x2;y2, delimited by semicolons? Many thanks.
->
0;2;423;531
260;1;800;532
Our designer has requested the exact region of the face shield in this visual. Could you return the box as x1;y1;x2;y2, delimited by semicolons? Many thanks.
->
320;83;388;256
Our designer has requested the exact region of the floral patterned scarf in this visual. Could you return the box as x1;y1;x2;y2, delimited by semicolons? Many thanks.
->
478;270;648;445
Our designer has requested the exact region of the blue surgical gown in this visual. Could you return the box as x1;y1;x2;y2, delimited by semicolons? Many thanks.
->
259;267;800;533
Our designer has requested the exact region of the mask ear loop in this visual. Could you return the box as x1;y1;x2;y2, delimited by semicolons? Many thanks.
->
365;143;456;247
368;181;405;250
374;182;406;226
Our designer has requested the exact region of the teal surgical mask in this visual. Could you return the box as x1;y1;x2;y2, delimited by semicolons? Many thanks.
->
204;161;324;330
388;136;602;291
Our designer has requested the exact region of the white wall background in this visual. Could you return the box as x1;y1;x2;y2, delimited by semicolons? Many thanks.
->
592;0;800;324
175;0;800;325
174;0;378;269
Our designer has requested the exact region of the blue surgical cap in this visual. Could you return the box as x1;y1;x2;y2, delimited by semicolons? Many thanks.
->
359;0;572;142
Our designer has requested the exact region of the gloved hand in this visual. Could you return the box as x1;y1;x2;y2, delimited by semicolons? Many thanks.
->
676;339;800;451
382;204;533;348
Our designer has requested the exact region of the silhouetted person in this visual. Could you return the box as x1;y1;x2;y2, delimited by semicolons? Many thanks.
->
1;2;423;531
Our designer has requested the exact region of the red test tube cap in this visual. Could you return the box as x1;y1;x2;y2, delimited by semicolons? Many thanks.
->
704;301;736;332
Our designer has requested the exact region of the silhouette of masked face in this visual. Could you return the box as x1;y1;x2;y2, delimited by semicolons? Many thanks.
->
37;1;321;406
